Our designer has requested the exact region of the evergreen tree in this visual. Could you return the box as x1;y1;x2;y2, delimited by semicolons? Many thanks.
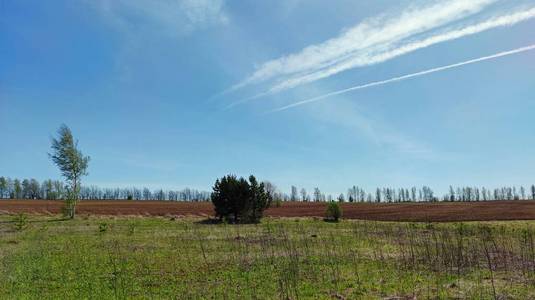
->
211;175;272;224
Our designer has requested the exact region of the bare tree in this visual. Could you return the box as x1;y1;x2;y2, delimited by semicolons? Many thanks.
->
263;181;277;198
300;188;307;202
290;186;298;201
313;187;321;202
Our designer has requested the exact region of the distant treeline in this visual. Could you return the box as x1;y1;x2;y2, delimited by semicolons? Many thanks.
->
0;176;210;201
1;176;534;203
286;185;535;203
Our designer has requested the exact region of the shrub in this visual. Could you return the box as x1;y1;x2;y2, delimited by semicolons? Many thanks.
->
211;175;272;224
274;198;283;208
12;213;29;231
98;222;109;233
325;202;342;222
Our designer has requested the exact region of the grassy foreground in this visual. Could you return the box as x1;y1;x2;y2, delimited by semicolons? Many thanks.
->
1;215;535;299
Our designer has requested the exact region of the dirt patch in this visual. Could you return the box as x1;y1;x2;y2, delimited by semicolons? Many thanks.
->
1;200;535;222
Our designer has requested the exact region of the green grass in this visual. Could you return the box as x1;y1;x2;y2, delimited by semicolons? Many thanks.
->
1;215;535;299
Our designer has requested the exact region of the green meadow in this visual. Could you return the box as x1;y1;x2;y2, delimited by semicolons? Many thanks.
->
1;215;535;299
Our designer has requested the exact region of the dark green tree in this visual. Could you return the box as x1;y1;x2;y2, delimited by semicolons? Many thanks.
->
248;176;272;222
211;175;272;223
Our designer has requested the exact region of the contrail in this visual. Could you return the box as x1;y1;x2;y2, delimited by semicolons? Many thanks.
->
266;7;535;95
270;44;535;113
228;6;535;105
234;0;495;87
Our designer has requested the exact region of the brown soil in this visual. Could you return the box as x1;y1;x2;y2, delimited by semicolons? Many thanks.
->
2;200;535;222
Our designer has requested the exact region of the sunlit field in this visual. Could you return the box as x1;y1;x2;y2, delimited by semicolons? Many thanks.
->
2;215;535;299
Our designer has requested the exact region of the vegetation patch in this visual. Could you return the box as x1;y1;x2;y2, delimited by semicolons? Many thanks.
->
1;216;535;298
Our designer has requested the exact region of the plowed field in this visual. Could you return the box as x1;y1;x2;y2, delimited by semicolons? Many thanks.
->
2;199;535;221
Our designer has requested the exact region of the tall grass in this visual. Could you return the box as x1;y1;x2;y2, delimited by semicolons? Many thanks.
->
1;215;535;298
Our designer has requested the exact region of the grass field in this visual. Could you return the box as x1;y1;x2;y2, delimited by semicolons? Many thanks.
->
2;215;535;299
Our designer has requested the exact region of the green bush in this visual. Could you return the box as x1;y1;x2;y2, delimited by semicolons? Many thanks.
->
12;213;29;231
325;202;342;222
98;222;109;233
211;174;272;224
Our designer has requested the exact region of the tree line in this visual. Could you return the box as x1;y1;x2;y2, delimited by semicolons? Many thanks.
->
0;176;210;201
2;176;534;203
2;176;533;204
283;184;535;203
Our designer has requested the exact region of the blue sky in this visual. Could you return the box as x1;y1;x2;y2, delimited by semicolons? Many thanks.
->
1;0;534;196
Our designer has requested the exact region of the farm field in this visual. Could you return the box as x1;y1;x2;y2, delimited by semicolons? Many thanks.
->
3;199;535;222
2;215;535;299
4;0;535;298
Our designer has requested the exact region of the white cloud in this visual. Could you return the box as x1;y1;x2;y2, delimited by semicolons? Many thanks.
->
267;7;535;94
231;0;496;91
90;0;228;37
228;1;535;105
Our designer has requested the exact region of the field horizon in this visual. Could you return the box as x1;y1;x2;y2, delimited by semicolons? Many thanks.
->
3;199;535;222
3;0;535;298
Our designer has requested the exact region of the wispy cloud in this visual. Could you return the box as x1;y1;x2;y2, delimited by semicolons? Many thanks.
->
87;0;229;82
227;1;535;104
268;7;535;94
306;98;436;157
230;0;495;91
271;44;535;112
89;0;228;37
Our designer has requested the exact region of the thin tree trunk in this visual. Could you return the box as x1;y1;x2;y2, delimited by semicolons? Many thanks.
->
70;177;77;219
